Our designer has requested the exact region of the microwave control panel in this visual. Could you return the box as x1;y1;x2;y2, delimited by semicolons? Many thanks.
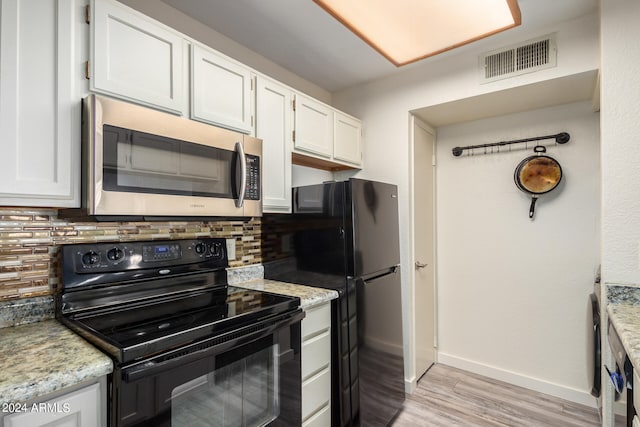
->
246;154;260;201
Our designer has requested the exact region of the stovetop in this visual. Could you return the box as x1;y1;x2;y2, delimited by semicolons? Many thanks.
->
61;284;300;363
57;238;301;364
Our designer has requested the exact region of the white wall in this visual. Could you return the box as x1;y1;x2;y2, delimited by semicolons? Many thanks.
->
436;102;600;405
332;12;600;403
600;0;640;286
292;165;333;187
600;0;640;424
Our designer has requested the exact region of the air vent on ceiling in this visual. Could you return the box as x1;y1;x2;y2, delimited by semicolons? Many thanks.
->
480;34;557;83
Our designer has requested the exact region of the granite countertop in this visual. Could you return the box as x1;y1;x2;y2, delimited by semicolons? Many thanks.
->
236;278;339;309
0;319;113;407
607;285;640;373
227;264;339;308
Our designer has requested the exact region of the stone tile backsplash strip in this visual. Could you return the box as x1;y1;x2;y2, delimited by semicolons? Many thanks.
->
0;208;261;300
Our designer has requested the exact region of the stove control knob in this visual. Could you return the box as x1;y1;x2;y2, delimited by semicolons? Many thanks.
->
82;251;100;266
107;247;124;262
194;242;207;255
210;242;222;258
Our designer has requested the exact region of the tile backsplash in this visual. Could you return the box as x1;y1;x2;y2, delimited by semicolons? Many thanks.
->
0;208;261;300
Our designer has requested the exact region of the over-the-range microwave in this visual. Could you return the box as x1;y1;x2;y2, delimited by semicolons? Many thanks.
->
61;94;261;221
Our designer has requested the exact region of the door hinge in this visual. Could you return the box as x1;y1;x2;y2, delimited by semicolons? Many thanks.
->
292;130;296;142
85;4;91;24
85;61;90;80
292;98;296;112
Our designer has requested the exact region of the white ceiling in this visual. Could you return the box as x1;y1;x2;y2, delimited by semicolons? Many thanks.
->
161;0;597;93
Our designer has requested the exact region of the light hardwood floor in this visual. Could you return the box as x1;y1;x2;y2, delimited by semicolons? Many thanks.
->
391;364;602;426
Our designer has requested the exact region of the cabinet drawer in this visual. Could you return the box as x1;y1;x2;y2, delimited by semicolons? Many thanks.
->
302;330;331;380
302;367;331;421
302;402;331;427
302;303;331;339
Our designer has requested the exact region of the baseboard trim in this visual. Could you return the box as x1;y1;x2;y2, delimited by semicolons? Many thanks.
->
405;375;417;394
437;352;598;408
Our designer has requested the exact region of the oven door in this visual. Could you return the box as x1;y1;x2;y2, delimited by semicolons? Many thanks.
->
112;311;303;427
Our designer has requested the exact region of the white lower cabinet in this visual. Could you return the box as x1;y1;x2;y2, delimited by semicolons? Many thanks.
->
3;382;103;427
301;302;332;426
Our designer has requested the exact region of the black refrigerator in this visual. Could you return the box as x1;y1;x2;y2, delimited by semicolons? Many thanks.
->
263;178;405;427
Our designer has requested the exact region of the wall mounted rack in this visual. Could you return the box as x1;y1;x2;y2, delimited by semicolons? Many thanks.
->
452;132;570;157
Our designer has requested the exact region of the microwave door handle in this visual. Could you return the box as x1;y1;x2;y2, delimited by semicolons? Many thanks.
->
234;142;246;208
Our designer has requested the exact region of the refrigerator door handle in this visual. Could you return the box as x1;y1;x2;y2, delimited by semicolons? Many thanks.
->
360;266;400;283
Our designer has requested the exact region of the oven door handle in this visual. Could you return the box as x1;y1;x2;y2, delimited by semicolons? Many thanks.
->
122;310;304;383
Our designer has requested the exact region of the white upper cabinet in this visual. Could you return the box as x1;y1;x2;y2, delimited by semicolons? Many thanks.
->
293;94;363;170
256;77;293;213
191;44;254;134
0;0;85;207
334;112;363;166
91;0;185;114
294;94;333;158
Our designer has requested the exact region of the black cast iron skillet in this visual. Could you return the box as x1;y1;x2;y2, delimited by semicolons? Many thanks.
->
514;145;563;219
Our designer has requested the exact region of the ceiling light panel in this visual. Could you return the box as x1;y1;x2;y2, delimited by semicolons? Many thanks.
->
314;0;521;66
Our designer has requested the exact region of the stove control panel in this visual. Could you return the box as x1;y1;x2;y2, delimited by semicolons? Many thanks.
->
66;238;228;275
143;243;181;262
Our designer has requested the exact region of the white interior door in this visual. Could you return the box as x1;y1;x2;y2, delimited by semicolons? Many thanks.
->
413;117;436;379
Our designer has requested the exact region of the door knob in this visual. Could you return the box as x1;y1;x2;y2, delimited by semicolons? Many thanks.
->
415;261;427;269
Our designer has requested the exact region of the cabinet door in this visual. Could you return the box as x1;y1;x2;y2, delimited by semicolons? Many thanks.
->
0;0;83;207
256;77;292;213
91;0;184;114
191;44;253;134
294;94;333;158
4;383;102;427
333;112;363;167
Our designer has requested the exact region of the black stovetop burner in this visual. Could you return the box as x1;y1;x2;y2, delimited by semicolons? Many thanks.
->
56;238;300;364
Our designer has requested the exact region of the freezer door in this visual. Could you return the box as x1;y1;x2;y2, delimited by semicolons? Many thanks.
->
354;268;405;426
349;179;401;277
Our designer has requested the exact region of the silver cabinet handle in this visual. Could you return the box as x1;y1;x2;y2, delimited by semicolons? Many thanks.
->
234;142;246;208
415;261;427;269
